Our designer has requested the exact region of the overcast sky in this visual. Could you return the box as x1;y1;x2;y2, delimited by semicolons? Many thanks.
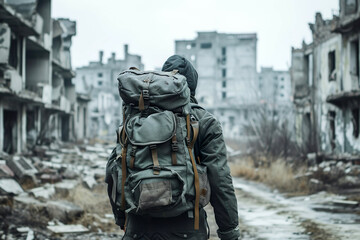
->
52;0;338;71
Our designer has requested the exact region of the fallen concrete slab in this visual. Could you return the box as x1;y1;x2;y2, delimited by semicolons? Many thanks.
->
47;224;89;234
332;199;359;208
46;200;84;223
29;184;55;199
0;160;14;177
0;178;24;195
7;156;38;179
55;180;78;197
82;175;96;189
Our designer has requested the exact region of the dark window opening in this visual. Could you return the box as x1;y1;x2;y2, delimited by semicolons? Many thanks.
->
352;108;359;138
200;43;212;49
3;110;18;154
222;47;226;56
77;106;80;122
350;40;359;77
83;107;87;137
61;115;70;141
9;36;18;69
98;81;103;86
345;0;357;15
222;92;226;99
222;69;226;78
229;116;234;127
328;51;336;81
191;43;196;48
222;80;226;88
244;109;248;120
329;111;336;149
98;72;103;77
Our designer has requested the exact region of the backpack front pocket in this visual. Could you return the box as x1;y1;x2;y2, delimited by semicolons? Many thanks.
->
138;179;172;210
126;168;186;216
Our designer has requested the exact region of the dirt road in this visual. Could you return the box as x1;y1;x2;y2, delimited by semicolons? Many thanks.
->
205;178;360;240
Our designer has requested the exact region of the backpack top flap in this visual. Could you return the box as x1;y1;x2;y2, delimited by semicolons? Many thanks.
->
125;111;176;146
118;69;190;111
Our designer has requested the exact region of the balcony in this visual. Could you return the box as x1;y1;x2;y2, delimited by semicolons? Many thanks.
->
326;90;360;108
0;1;39;37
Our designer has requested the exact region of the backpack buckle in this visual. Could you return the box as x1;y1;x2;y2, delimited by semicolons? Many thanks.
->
130;146;137;157
142;90;149;100
153;165;161;172
185;137;191;147
172;141;178;152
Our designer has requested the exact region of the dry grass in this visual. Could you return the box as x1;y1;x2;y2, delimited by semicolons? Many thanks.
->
55;183;121;233
230;157;309;193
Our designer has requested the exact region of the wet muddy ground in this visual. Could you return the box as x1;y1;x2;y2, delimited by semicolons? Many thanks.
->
205;178;360;240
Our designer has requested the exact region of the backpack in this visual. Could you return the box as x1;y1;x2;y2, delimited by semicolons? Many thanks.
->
105;68;211;230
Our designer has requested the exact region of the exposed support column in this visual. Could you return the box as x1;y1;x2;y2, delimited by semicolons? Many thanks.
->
22;37;26;89
36;107;41;133
0;102;3;152
21;105;27;152
17;106;21;153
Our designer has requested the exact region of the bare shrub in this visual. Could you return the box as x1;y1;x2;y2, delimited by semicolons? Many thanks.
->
242;105;299;161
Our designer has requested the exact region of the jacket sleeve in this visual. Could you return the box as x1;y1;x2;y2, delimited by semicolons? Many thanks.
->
197;111;240;240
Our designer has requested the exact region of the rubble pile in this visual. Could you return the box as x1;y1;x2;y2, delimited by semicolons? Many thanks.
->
0;141;123;239
297;157;360;195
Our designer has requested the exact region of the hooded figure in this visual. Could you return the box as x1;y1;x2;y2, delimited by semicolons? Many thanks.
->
120;56;240;240
162;55;198;96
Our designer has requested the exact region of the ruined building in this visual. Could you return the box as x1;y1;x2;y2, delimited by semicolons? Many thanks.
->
74;45;144;138
258;67;292;106
176;32;258;139
291;0;360;158
0;0;88;154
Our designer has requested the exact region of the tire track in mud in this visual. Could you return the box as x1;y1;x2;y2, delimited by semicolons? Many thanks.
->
230;178;360;240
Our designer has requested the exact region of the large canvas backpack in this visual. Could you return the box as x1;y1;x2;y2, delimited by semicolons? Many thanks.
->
105;68;210;230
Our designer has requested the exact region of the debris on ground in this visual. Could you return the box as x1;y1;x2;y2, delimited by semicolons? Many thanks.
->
0;140;122;239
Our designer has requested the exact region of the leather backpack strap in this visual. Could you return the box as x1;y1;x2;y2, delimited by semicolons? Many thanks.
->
186;114;200;230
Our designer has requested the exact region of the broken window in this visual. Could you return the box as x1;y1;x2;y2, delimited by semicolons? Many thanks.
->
352;108;359;138
83;107;87;137
9;34;18;69
305;53;313;86
200;43;212;49
350;39;359;78
329;111;336;149
222;47;226;56
229;116;235;127
328;50;336;81
3;110;17;154
345;0;357;15
222;69;226;78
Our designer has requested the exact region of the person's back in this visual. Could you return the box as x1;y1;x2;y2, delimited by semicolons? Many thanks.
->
107;55;240;240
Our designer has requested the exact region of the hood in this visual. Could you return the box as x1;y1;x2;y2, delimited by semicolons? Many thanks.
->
162;55;198;96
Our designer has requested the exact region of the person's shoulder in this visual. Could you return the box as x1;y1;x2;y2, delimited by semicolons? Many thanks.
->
190;103;219;124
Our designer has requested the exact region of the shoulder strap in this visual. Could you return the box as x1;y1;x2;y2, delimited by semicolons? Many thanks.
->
186;114;200;230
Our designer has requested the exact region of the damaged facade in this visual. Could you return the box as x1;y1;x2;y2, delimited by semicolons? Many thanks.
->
0;0;88;154
291;0;360;158
176;32;258;139
74;45;144;138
